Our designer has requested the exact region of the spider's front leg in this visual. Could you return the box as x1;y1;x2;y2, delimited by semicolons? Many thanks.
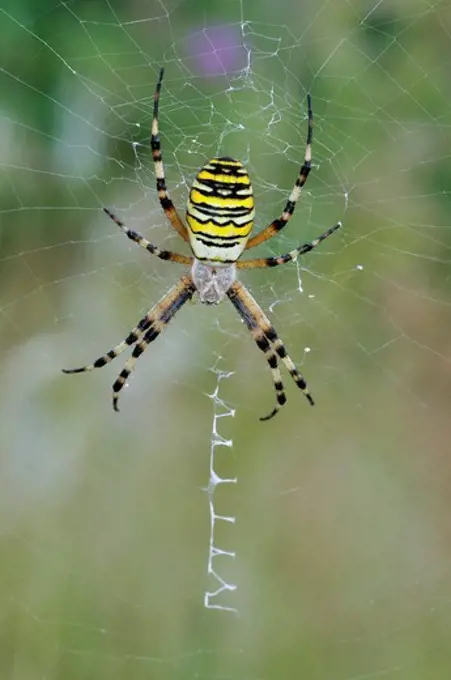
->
62;313;154;375
227;280;313;420
63;275;196;411
111;274;196;411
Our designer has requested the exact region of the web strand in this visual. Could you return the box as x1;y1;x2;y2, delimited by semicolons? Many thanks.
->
2;0;451;677
204;364;238;614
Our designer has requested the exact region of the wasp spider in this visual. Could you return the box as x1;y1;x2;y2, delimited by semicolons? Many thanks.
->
63;68;341;420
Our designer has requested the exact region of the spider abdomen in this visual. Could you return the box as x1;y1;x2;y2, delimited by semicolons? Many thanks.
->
186;157;255;263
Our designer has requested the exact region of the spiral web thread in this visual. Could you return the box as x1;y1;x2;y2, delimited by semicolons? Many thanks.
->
2;0;451;674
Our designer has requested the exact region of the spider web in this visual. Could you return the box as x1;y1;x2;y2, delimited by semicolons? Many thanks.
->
1;0;451;677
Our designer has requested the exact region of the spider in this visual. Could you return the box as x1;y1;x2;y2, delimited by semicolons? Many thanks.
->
63;68;341;421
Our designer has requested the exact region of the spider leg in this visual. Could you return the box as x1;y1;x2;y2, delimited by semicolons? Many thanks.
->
151;67;190;243
227;280;312;420
103;208;192;265
237;221;341;269
245;94;313;251
111;274;196;411
264;325;314;407
250;328;288;421
62;309;156;375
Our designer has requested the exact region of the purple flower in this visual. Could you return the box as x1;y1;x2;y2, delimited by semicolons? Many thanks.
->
188;26;247;76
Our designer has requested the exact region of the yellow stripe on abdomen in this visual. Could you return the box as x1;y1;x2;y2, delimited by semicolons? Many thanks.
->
186;157;255;263
187;216;253;238
197;170;251;185
190;189;254;211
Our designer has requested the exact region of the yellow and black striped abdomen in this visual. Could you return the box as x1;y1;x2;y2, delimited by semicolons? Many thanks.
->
186;157;255;263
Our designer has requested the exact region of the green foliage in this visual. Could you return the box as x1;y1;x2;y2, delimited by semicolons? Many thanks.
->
1;0;451;678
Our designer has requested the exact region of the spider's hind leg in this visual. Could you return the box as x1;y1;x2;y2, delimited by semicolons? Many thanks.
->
150;67;190;243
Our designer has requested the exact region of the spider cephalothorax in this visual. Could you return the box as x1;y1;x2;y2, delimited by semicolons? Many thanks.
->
191;260;237;305
63;67;341;420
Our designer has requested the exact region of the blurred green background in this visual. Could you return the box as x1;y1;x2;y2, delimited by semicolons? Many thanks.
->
1;0;451;678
